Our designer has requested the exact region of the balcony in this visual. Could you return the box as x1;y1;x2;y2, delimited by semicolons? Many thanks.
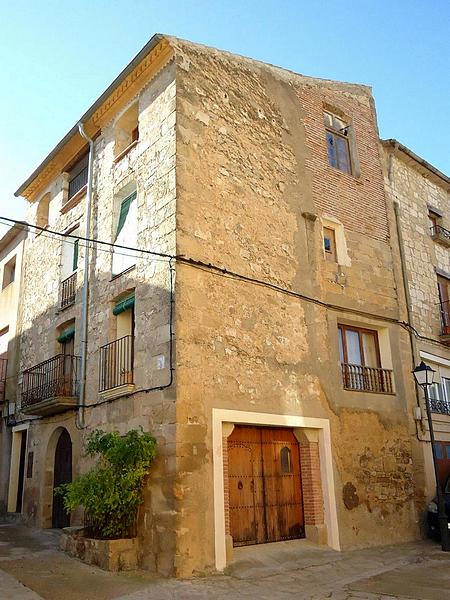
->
60;272;77;309
99;335;134;396
341;363;394;394
430;397;450;416
430;225;450;248
439;300;450;341
21;354;80;416
0;357;7;401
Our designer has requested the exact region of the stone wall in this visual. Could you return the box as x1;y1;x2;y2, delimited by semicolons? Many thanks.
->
18;60;178;575
172;39;420;576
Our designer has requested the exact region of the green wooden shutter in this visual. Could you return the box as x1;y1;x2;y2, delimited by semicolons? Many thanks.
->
57;325;75;343
116;191;137;238
113;294;135;316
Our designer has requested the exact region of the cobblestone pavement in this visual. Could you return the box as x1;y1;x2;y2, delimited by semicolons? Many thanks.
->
0;524;449;599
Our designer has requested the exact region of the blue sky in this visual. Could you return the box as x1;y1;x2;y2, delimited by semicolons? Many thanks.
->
0;0;449;231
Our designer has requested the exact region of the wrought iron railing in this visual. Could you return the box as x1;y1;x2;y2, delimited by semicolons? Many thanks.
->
439;300;450;335
60;272;77;309
341;363;394;394
21;354;80;408
430;224;450;242
99;335;134;392
68;165;88;200
0;357;7;401
430;396;450;415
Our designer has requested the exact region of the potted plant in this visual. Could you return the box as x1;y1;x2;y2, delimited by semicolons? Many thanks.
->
56;428;157;571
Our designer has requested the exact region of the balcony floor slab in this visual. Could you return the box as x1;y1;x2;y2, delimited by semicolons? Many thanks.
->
21;396;78;417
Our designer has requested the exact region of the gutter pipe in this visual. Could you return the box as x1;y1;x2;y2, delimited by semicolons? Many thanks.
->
76;122;94;429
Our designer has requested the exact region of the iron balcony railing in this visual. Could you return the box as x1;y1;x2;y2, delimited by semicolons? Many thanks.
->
21;354;80;408
68;165;88;200
439;300;450;335
430;224;450;242
341;363;394;394
430;397;450;415
99;335;134;392
0;357;7;401
60;272;77;309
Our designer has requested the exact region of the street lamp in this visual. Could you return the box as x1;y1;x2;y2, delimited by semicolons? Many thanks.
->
412;361;450;551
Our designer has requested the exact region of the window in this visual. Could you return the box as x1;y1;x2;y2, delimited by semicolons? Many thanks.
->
428;375;450;415
2;256;16;289
338;324;393;393
112;190;137;276
99;294;135;392
67;153;88;202
323;227;337;262
36;193;50;229
57;324;75;356
61;227;79;281
280;447;292;474
428;212;439;233
437;276;450;334
324;111;352;174
114;103;139;160
0;326;8;358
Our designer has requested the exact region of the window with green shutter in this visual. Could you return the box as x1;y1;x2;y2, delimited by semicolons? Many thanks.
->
116;191;137;239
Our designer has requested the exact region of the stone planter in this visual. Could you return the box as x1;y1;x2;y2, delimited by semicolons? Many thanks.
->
60;527;139;571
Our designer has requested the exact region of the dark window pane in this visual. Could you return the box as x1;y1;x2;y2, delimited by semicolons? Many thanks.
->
324;237;331;252
336;136;351;174
326;132;338;168
280;447;292;473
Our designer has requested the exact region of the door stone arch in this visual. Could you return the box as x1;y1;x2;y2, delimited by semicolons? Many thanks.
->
42;427;72;528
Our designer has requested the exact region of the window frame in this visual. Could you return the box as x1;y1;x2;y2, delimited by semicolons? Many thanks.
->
326;129;352;175
323;227;337;262
2;256;16;289
338;324;382;368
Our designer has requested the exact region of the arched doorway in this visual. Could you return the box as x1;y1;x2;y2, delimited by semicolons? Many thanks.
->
52;429;72;528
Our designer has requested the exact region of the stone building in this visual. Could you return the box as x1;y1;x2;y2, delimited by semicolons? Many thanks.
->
9;35;423;577
0;223;27;513
383;139;450;496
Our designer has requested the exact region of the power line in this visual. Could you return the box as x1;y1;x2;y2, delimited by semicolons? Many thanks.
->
1;215;441;344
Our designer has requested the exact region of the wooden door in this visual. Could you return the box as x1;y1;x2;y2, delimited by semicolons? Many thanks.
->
228;426;304;546
52;430;72;528
16;431;27;513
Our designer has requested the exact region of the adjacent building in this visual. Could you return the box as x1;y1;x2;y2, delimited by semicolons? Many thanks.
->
383;139;450;495
6;36;426;576
0;224;27;514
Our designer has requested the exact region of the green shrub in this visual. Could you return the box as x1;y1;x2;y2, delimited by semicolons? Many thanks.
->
55;428;157;539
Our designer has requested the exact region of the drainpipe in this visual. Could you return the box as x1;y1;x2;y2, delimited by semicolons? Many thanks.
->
77;122;94;429
392;176;425;441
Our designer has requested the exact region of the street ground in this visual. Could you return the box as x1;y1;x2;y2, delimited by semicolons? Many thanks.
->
0;523;449;599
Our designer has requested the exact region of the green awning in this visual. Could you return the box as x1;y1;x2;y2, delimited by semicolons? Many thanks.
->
57;325;75;343
116;191;137;237
113;294;135;316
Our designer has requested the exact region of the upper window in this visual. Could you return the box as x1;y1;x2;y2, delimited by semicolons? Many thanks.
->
112;190;137;276
323;227;337;262
338;324;393;393
2;256;16;289
324;111;352;175
338;325;380;368
0;326;9;359
67;153;88;202
36;193;50;229
114;103;139;161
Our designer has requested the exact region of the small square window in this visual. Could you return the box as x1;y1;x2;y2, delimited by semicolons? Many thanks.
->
323;227;337;262
2;256;16;289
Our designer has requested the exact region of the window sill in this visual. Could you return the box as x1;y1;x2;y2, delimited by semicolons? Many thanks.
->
110;265;136;282
342;387;395;396
61;185;87;214
113;140;139;164
99;383;135;401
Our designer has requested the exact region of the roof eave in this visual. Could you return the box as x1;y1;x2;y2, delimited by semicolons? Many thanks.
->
14;33;166;198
